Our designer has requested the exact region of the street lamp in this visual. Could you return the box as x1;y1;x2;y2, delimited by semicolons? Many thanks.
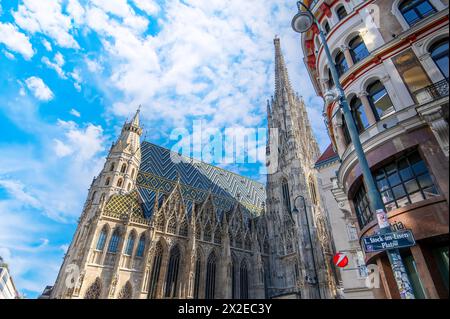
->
293;195;321;299
291;1;416;299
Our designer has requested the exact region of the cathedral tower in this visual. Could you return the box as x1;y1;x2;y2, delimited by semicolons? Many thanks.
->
50;108;143;299
264;37;337;299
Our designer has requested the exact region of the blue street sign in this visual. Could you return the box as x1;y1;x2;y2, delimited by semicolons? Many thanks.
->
363;230;416;253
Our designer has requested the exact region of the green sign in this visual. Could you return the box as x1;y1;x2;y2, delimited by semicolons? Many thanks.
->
363;230;416;253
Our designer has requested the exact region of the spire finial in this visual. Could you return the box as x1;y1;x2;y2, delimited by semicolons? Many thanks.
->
273;37;293;98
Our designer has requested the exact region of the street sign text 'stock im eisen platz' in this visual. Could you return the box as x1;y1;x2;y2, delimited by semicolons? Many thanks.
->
362;230;416;253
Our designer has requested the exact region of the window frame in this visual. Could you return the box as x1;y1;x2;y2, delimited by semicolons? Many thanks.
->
335;51;349;78
353;150;440;229
399;0;437;26
367;81;395;120
336;5;348;21
349;36;370;64
430;38;449;79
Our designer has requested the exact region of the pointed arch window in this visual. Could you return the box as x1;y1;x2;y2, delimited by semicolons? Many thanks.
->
203;222;212;242
193;255;202;299
105;177;111;186
156;214;166;232
84;277;102;299
164;245;181;298
110;163;115;172
235;232;243;248
179;219;188;237
96;227;108;251
136;235;146;257
399;0;436;26
205;253;216;299
117;178;123;188
430;39;449;79
239;260;249;299
214;227;222;244
118;282;132;299
244;234;251;251
148;243;163;299
282;179;291;213
349;36;369;64
124;232;135;256
336;5;348;20
367;81;394;119
131;168;136;179
167;217;177;234
127;183;132;191
107;229;121;253
121;163;127;173
195;223;201;240
350;96;370;133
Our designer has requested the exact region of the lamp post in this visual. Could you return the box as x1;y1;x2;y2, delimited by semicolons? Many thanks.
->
293;195;321;299
291;1;415;299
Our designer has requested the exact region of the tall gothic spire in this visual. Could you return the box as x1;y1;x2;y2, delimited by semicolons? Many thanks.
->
274;37;294;98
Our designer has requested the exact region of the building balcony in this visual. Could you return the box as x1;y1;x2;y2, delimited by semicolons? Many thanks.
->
413;79;449;105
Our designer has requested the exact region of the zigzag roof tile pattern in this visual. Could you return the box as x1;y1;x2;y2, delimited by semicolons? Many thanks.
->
136;142;266;218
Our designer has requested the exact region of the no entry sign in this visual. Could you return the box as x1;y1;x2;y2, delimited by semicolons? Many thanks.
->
333;252;349;268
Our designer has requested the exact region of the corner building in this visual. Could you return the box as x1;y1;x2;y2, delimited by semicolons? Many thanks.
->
300;0;449;298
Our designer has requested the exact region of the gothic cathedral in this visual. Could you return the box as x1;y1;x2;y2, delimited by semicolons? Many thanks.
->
49;38;338;299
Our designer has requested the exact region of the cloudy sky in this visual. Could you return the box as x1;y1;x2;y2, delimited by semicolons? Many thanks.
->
0;0;329;298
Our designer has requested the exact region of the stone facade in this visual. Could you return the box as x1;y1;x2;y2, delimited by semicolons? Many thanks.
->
49;39;338;300
264;38;337;299
314;146;374;299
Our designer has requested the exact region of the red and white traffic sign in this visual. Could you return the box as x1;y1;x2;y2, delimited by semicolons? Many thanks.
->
333;252;349;268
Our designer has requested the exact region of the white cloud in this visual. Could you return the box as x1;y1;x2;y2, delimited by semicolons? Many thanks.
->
85;58;103;72
69;69;82;91
42;52;66;79
13;0;79;49
69;108;81;117
56;119;104;162
0;179;41;209
67;0;85;24
53;139;73;157
25;77;54;101
131;0;160;15
42;39;52;51
3;50;15;60
0;22;34;60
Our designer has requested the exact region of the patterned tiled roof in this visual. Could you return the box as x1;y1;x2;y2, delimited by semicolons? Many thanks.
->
136;142;266;218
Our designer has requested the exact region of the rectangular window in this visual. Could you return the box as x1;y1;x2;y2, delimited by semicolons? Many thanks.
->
353;150;439;229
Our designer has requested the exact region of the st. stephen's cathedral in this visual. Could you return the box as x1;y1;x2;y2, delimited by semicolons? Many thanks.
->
49;38;338;299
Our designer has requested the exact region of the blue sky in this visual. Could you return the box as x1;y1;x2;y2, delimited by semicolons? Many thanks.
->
0;0;330;298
